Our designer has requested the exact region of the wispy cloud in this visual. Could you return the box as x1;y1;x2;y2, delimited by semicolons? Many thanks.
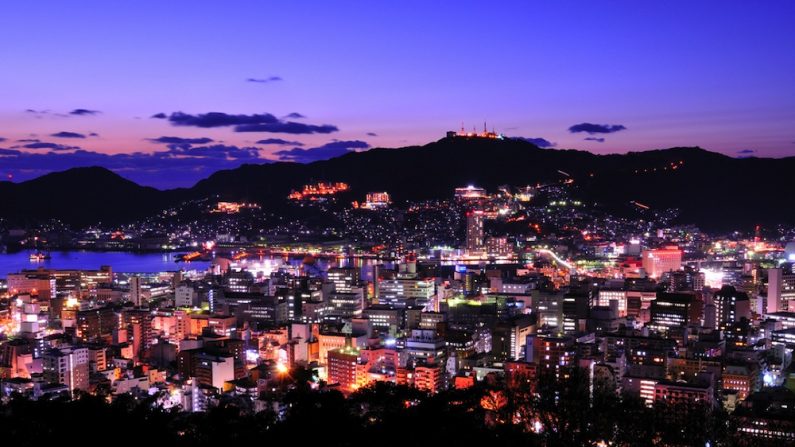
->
247;76;282;83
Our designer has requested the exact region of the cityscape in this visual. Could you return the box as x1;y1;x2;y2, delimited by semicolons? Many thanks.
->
2;2;795;446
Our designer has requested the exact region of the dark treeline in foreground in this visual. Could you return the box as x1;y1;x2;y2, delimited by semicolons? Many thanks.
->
0;367;778;446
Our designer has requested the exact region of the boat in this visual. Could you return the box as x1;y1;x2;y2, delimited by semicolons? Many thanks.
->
30;252;51;262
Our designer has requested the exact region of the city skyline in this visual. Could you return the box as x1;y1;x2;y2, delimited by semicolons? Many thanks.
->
2;1;795;188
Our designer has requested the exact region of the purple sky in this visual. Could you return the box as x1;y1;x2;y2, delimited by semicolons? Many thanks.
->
1;1;794;188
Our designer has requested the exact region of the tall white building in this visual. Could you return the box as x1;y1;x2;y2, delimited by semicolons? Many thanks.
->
43;346;89;392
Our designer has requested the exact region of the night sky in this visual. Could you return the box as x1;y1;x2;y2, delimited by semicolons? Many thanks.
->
1;1;794;188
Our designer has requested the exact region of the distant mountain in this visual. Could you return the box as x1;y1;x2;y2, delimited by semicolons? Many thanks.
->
1;138;793;232
0;167;173;227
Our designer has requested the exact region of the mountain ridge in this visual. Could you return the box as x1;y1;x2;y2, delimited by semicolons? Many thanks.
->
1;138;792;231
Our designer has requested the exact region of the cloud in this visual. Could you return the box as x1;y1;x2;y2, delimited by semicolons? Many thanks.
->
569;123;626;134
17;139;40;143
151;112;167;119
584;137;605;143
89;132;99;137
284;112;305;119
20;141;80;151
168;111;280;128
366;132;378;137
0;137;6;143
164;144;261;160
50;131;87;139
256;138;303;146
235;122;338;134
514;137;555;148
247;76;282;83
165;111;338;134
737;149;755;154
69;109;100;116
274;140;370;163
148;136;214;145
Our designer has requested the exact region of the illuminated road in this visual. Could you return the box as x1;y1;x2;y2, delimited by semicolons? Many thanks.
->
535;248;574;270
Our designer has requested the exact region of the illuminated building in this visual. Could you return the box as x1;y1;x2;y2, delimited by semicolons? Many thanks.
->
764;311;795;330
642;246;683;279
446;123;504;140
533;335;575;378
7;272;56;300
649;292;695;333
287;181;350;201
723;363;759;401
623;376;658;407
465;210;484;254
485;236;513;257
765;268;795;313
122;308;154;363
493;315;535;361
534;292;563;329
211;201;260;214
378;277;435;308
194;352;235;390
87;346;107;372
327;346;360;392
327;291;364;321
414;362;444;393
654;378;714;408
596;289;629;317
317;330;368;376
454;185;487;201
207;315;237;337
562;292;589;334
42;346;89;393
76;306;117;343
405;329;446;362
362;305;402;332
713;285;751;329
362;191;391;209
328;267;361;293
0;339;34;378
175;284;199;308
767;268;782;313
734;388;795;443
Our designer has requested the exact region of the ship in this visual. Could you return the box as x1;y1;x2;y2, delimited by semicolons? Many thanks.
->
29;251;51;262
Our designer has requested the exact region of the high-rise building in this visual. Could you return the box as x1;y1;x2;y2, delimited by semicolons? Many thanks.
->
327;346;360;392
129;276;143;307
465;210;484;254
713;285;751;329
767;268;782;313
649;292;694;333
378;277;435;308
76;306;117;343
42;346;89;393
642;246;683;279
328;267;361;293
